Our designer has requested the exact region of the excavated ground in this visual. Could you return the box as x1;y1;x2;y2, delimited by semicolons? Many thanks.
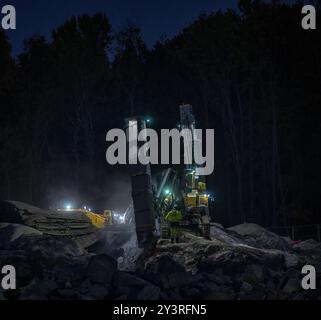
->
1;221;321;300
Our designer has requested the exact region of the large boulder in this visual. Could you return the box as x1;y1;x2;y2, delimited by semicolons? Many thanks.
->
228;223;291;250
4;234;86;283
293;239;321;254
144;253;186;274
8;234;85;259
86;254;117;284
113;272;161;300
136;284;161;300
50;257;89;285
0;223;42;249
19;279;58;300
0;201;50;224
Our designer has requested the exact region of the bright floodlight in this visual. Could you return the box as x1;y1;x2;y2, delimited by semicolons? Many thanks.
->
164;189;171;195
65;204;72;210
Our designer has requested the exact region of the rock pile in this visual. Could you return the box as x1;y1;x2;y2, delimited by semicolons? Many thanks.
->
1;222;321;300
0;201;100;248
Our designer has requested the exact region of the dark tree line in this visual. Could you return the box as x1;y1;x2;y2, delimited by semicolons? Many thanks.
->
0;1;320;227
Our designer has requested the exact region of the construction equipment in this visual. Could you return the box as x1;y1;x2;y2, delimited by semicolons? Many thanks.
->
127;104;212;243
57;208;114;229
103;209;113;225
155;104;211;239
125;116;156;248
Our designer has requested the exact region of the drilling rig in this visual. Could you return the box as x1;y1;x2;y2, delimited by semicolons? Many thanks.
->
128;104;212;248
154;104;211;239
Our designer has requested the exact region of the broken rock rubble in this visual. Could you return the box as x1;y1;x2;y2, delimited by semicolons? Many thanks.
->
0;222;321;300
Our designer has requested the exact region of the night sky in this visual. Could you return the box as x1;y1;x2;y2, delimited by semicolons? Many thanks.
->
5;0;239;56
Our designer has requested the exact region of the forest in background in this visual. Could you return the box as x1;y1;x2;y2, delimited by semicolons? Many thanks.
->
0;0;320;228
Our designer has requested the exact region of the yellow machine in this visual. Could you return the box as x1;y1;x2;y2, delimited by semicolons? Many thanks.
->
57;208;112;229
157;168;211;239
83;210;106;229
183;171;209;209
156;105;212;239
103;209;113;225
